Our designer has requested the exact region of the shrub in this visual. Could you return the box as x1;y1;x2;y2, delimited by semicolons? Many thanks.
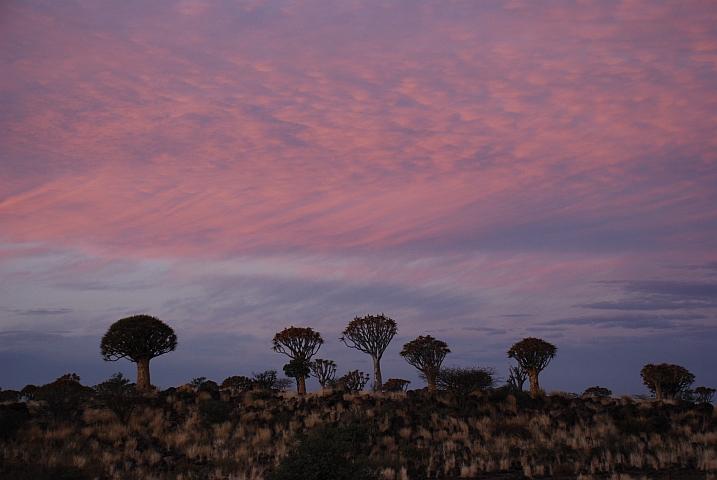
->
35;374;94;421
694;386;716;403
253;369;293;391
383;378;410;392
0;402;31;440
583;386;613;398
266;423;378;480
221;375;254;392
336;370;370;393
437;366;496;411
93;372;140;425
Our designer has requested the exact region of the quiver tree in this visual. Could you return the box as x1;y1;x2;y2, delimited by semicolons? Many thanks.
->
100;314;177;392
340;313;397;392
309;359;337;391
640;363;695;400
272;326;323;394
283;359;311;393
507;337;557;398
399;335;450;392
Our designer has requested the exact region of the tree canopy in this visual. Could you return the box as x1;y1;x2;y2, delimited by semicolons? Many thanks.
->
100;314;177;391
507;337;557;398
399;335;450;392
272;327;323;394
340;314;397;392
640;363;695;401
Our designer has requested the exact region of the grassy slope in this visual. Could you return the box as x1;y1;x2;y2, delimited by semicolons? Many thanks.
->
1;386;716;480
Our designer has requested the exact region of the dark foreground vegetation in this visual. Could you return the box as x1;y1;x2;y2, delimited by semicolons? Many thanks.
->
1;378;716;480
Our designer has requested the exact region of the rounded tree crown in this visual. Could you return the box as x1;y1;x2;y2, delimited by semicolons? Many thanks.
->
272;326;323;360
340;313;397;357
100;314;177;363
507;337;557;372
640;363;695;396
400;335;450;371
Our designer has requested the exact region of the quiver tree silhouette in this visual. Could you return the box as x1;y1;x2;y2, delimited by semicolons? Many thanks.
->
309;359;337;391
340;314;397;392
272;326;323;394
507;337;557;398
100;314;177;392
399;335;450;393
284;359;311;393
640;363;695;400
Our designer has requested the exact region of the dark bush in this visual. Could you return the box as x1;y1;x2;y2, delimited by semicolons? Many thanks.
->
383;378;411;392
583;386;613;398
221;375;254;392
266;423;378;480
93;373;140;425
437;366;496;411
199;399;234;426
0;403;31;440
35;374;94;421
336;370;370;393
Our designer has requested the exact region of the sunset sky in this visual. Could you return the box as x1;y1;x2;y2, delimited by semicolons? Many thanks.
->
1;0;716;395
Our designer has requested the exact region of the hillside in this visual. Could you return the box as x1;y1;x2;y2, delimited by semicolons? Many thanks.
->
1;384;716;480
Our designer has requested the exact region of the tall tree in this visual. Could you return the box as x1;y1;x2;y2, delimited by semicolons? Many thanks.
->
272;326;323;394
507;337;557;398
640;363;695;400
100;314;177;391
399;335;450;392
340;314;397;392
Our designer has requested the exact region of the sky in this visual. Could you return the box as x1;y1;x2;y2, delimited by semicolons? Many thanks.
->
1;0;716;395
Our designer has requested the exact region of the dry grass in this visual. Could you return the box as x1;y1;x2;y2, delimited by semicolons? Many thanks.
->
1;387;716;479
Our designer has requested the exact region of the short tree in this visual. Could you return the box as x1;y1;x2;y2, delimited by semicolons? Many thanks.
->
272;327;323;394
252;369;293;391
340;314;397;392
221;375;254;392
640;363;695;400
436;366;496;412
694;386;716;403
399;335;450;392
35;373;94;420
507;363;528;392
309;359;337;391
337;370;370;393
383;378;411;392
93;372;139;425
284;359;311;393
507;337;557;398
100;314;177;391
582;386;612;398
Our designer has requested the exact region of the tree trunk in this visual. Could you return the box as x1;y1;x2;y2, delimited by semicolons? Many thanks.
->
426;369;438;393
372;355;383;393
136;357;151;391
655;383;663;401
528;368;540;398
298;376;307;395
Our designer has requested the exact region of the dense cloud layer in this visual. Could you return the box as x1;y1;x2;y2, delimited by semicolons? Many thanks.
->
1;1;716;393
